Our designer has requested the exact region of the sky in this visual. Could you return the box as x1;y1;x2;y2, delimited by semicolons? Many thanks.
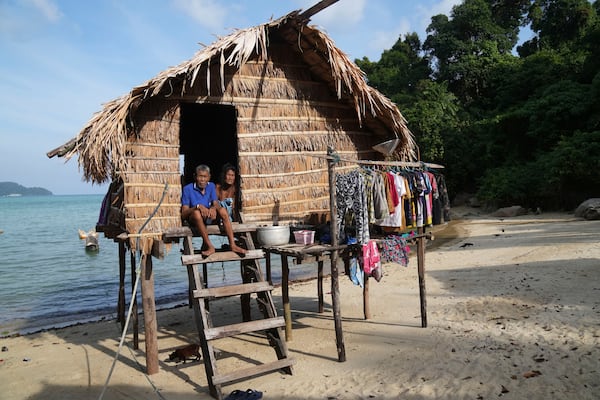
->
0;0;462;195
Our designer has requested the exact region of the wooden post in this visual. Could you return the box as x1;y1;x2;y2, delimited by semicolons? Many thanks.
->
140;249;159;374
281;254;292;341
327;147;346;362
265;250;272;284
363;274;371;319
317;260;324;313
417;227;428;327
240;259;253;322
117;241;126;330
130;249;139;349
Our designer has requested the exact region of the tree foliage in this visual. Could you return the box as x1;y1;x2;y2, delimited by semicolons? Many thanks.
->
360;0;600;210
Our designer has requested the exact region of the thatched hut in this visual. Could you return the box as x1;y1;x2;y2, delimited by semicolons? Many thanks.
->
48;9;416;248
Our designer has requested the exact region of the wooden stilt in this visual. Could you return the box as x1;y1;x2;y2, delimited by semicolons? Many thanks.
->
130;250;138;349
327;147;346;362
140;249;159;375
117;241;126;330
281;255;292;340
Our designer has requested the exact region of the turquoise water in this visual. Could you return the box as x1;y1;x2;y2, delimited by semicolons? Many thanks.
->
0;195;315;336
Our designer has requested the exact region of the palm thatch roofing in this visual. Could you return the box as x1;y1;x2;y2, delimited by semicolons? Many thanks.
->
48;9;416;181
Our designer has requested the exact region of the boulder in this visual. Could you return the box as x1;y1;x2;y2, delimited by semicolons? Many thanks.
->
491;205;528;218
574;198;600;220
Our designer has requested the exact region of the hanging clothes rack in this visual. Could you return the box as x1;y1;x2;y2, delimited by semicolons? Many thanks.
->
312;149;443;331
309;153;444;169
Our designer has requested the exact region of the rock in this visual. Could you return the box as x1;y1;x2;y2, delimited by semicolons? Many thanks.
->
468;197;481;208
574;198;600;220
491;205;528;218
452;192;475;207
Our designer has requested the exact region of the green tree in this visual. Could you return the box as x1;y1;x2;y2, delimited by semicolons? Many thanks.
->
525;0;596;50
402;80;460;162
357;0;600;209
423;0;529;104
356;32;431;104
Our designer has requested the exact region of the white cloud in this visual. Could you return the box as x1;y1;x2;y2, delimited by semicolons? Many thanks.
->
312;0;366;28
0;0;62;40
25;0;62;22
172;0;228;32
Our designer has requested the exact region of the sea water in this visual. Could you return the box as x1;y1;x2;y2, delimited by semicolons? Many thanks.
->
0;195;317;336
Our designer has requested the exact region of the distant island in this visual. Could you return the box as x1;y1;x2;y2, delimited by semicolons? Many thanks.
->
0;182;52;196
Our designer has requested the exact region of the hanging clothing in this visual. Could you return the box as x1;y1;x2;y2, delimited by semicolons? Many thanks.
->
422;172;433;226
380;233;411;267
348;256;364;288
335;169;370;245
425;171;442;225
402;175;415;228
361;240;382;282
363;170;375;224
436;174;451;223
378;172;407;228
371;171;390;222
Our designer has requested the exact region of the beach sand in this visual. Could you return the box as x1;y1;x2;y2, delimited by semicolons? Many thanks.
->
1;208;599;399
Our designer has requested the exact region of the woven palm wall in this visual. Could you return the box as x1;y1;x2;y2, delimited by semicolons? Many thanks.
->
120;99;183;240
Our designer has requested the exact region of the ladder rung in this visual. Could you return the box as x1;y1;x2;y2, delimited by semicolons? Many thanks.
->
181;249;264;265
212;357;296;385
193;282;273;299
205;317;285;341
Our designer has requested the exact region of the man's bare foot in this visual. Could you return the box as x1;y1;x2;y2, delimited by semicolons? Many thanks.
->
201;246;216;257
230;244;247;256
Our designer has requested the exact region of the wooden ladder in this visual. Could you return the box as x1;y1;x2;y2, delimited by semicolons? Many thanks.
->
181;231;294;400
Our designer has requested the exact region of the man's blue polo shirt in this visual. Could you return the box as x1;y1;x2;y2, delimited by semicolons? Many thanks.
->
182;182;217;208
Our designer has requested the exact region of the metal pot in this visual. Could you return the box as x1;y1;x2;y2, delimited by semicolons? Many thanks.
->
256;225;290;246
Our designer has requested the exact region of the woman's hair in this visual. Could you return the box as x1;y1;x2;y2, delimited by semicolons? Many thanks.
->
220;163;236;185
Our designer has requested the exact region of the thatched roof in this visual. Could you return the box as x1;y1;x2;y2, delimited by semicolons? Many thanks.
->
47;10;416;183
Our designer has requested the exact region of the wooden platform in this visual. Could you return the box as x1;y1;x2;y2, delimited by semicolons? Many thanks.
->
163;223;258;242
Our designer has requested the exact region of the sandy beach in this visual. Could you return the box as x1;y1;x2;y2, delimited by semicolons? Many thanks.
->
1;208;599;400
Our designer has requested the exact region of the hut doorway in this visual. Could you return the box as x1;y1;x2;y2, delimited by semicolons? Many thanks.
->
179;103;238;185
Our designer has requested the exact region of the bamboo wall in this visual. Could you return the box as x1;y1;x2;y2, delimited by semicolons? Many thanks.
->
121;99;182;244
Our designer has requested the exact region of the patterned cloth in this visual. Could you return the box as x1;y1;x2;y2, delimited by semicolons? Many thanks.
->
380;233;412;267
336;169;370;245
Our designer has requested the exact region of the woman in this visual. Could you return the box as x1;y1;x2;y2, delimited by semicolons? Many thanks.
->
216;163;237;222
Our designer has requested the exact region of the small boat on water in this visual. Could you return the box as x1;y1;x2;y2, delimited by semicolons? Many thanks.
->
79;229;99;251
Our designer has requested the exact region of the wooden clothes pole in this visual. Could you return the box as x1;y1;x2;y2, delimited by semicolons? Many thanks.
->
327;147;346;362
307;153;444;169
417;227;428;327
363;275;370;319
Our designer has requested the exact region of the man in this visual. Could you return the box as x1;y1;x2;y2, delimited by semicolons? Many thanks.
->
181;164;247;256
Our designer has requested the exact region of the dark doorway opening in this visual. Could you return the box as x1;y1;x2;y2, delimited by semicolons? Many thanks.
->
179;103;238;186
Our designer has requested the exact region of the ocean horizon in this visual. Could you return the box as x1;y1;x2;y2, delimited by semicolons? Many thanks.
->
0;195;318;337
